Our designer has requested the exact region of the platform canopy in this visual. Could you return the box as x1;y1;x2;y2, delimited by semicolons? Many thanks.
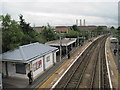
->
110;37;118;43
45;38;77;47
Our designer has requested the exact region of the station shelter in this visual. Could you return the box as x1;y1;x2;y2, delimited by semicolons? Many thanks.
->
2;42;58;80
45;38;77;60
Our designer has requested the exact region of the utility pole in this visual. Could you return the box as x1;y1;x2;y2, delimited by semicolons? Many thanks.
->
0;27;2;90
59;33;62;62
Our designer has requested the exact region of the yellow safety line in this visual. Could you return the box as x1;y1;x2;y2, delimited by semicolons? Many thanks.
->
40;35;102;88
39;57;72;88
39;46;83;88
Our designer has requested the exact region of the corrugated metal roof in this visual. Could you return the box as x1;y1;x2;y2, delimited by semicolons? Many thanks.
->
45;38;77;46
2;42;58;62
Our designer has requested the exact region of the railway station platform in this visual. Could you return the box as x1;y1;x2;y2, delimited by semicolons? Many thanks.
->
38;36;103;89
38;35;119;89
105;37;119;88
3;36;96;89
2;38;89;89
36;36;119;89
3;35;111;89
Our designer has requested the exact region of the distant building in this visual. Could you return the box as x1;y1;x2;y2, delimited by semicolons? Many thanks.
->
78;26;107;31
33;25;107;33
78;26;97;31
33;27;43;33
55;26;72;33
2;42;58;79
98;26;108;30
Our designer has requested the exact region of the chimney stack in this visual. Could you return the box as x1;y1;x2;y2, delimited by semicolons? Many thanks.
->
83;19;85;26
76;19;78;26
80;19;82;26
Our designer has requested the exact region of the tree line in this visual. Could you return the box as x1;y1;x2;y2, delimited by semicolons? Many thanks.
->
0;14;111;53
65;25;108;40
110;26;120;44
0;14;59;53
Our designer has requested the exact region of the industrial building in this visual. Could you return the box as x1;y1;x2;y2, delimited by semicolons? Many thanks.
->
2;42;58;80
32;19;107;34
76;19;107;31
55;26;72;33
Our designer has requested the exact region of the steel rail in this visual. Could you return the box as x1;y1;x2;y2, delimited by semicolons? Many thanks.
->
63;38;100;88
90;36;107;89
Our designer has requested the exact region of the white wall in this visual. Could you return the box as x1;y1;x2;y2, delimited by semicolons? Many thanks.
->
32;57;44;78
2;62;28;79
54;52;56;63
2;51;57;79
7;62;15;76
2;62;6;76
44;53;53;69
0;61;2;73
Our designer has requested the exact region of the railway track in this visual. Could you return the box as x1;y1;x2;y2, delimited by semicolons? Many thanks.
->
90;36;110;89
75;36;107;88
65;38;99;88
55;35;110;89
55;36;100;88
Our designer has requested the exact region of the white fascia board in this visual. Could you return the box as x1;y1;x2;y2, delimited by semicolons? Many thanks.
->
67;39;77;46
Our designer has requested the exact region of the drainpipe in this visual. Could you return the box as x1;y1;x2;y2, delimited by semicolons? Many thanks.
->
5;62;8;77
66;44;68;59
52;52;55;65
43;56;46;71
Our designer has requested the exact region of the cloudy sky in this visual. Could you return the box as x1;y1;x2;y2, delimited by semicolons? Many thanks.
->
0;0;119;27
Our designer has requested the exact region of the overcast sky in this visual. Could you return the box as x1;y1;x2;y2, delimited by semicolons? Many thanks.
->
0;0;119;27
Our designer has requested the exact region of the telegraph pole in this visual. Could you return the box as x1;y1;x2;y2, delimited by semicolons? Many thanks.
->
0;26;2;89
59;33;62;62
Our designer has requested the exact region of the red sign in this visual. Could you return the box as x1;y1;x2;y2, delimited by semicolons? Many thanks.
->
33;60;42;72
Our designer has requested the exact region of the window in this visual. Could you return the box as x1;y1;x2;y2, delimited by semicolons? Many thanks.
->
46;56;50;62
16;63;26;74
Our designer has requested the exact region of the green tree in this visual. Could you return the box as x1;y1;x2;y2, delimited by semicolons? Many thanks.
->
117;26;120;30
65;30;78;38
72;25;79;31
96;26;104;35
41;26;59;42
116;26;120;42
110;26;115;30
19;14;38;44
1;14;60;52
78;30;90;39
1;14;24;52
